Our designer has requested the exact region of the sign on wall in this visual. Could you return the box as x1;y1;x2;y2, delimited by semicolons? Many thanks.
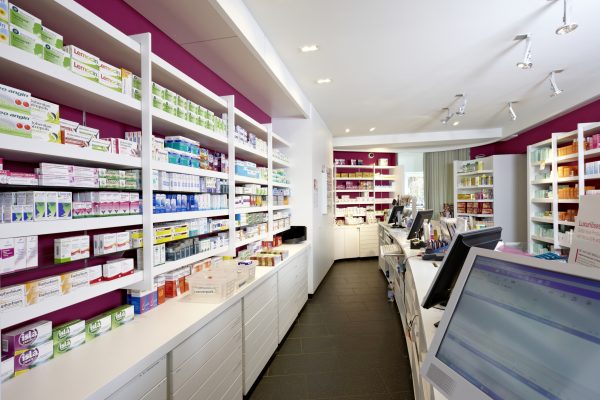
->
568;195;600;269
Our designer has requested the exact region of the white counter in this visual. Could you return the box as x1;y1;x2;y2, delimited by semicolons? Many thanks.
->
2;242;311;400
379;223;445;400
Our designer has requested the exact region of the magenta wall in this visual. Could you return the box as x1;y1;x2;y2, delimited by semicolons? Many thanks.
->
334;151;397;166
75;0;270;124
471;98;600;157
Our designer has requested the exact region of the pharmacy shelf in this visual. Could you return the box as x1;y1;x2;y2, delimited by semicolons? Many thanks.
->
336;199;393;205
235;220;268;229
585;174;600;180
235;176;269;185
532;198;553;203
335;165;376;169
557;176;580;183
584;148;600;159
556;154;579;164
272;226;291;235
271;132;291;147
236;234;268;248
558;199;579;204
151;247;228;277
0;47;142;127
234;109;268;138
559;221;576;227
273;205;291;210
531;217;553;224
152;209;228;223
152;162;228;179
456;170;494;176
272;158;291;168
0;271;143;330
375;188;395;192
235;206;269;214
532;160;552;166
457;185;494;189
272;182;291;188
456;199;494;203
0;136;142;169
0;215;143;239
456;213;494;218
374;176;396;181
531;179;552;185
235;143;268;164
336;177;375;181
152;109;229;153
335;189;373;193
151;54;228;113
531;235;555;244
557;241;571;248
272;216;291;221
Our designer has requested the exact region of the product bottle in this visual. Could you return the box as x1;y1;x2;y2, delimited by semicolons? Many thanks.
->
387;283;394;303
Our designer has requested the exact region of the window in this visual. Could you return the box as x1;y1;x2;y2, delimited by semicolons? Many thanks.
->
405;172;424;207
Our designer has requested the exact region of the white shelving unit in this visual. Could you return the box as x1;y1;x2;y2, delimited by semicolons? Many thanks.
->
0;0;295;340
453;155;526;244
526;122;600;254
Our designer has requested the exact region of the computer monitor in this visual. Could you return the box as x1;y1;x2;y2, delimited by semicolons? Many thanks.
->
422;248;600;400
406;209;433;240
387;205;404;225
422;227;502;309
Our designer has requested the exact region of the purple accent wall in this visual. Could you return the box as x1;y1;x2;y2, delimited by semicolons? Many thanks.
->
471;98;600;157
75;0;270;124
333;151;397;166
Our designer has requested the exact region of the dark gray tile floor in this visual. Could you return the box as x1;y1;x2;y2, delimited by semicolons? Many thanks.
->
248;258;414;400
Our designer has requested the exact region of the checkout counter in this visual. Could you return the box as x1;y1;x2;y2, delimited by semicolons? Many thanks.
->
378;222;445;400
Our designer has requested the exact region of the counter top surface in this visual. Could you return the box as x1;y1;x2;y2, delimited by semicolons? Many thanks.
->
2;242;311;400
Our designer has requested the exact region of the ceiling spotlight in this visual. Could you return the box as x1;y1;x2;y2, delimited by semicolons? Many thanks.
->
452;121;460;126
508;102;518;121
549;70;564;96
316;78;332;84
300;44;319;52
369;127;376;132
514;34;533;69
441;108;454;125
344;128;350;133
455;94;467;116
556;0;578;35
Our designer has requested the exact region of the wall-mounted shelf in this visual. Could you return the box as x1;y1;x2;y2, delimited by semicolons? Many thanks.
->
151;247;228;278
235;176;269;185
235;206;269;214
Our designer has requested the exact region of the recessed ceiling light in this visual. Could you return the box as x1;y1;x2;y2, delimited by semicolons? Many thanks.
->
316;78;332;84
345;128;350;133
300;44;319;52
452;121;460;126
369;127;376;132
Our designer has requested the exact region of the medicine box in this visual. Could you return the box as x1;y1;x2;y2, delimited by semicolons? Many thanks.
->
8;3;41;35
94;232;116;255
107;304;134;329
52;320;85;342
26;235;37;268
85;314;111;342
102;261;121;281
116;231;130;251
0;284;25;312
8;24;42;58
86;265;103;284
13;340;53;376
60;269;89;294
89;138;111;152
42;43;70;69
0;238;15;274
0;83;31;114
53;331;85;357
1;355;13;382
31;119;60;143
45;191;57;219
29;98;59;125
0;109;32;138
40;25;62;48
57;191;72;219
121;68;133;96
127;289;155;314
13;236;25;272
64;44;99;69
2;320;52;354
26;275;61;304
0;0;7;23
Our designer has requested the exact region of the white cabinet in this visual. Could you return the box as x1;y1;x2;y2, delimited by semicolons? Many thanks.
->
108;356;167;400
168;302;243;400
277;248;309;342
334;225;379;260
243;275;278;394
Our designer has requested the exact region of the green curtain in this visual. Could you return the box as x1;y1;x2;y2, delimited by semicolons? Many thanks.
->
424;148;470;217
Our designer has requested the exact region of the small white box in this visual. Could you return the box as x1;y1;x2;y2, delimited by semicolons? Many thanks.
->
78;235;90;259
86;265;103;284
54;237;73;263
35;275;61;303
0;284;25;312
102;261;121;280
94;233;116;255
119;192;130;215
0;238;15;274
60;269;89;294
39;162;70;176
26;235;37;268
45;191;58;220
72;166;97;178
31;119;61;143
13;236;26;272
57;191;72;219
30;97;59;125
116;231;130;252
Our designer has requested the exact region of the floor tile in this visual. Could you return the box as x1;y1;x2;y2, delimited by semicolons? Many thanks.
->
250;374;308;400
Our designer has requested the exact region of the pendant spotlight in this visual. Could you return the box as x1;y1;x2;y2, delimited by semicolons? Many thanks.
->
456;94;467;116
508;102;518;121
441;108;454;125
515;34;533;69
556;0;578;35
549;70;564;96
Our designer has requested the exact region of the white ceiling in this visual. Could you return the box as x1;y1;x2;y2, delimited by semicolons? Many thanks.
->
243;0;600;146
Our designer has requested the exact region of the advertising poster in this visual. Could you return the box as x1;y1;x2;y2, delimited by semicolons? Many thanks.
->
568;195;600;268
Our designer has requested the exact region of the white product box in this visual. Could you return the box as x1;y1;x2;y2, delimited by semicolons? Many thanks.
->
102;261;121;280
100;60;121;79
13;236;26;272
0;284;25;312
121;69;133;97
0;1;7;23
70;58;99;83
107;258;134;277
45;191;58;219
54;237;73;263
78;125;99;139
37;174;70;187
89;138;111;152
72;165;97;178
8;3;41;35
60;269;89;294
40;25;63;48
129;192;140;215
42;43;70;69
86;265;103;284
79;235;90;259
0;109;32;138
30;119;60;142
0;20;6;46
99;73;122;92
64;44;99;69
119;192;130;215
34;275;61;303
1;355;13;382
115;138;138;157
39;162;70;176
26;235;37;268
30;97;59;125
116;231;130;252
27;191;45;220
71;176;98;188
128;229;143;248
0;238;15;274
7;172;37;186
94;232;116;255
0;83;30;114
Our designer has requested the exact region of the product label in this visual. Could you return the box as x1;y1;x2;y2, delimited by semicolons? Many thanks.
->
31;119;60;142
40;25;63;48
9;25;42;58
0;109;32;138
43;43;70;69
9;4;41;35
71;59;99;82
30;97;59;124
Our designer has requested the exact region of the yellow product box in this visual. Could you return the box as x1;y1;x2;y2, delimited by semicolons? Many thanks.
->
60;269;89;294
25;275;61;305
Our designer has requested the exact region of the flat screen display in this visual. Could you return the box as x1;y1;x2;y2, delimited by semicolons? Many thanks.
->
436;255;600;400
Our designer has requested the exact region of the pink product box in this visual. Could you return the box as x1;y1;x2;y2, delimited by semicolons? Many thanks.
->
2;320;52;354
129;193;140;214
7;173;38;186
71;176;99;188
71;166;97;178
119;193;130;215
73;202;93;218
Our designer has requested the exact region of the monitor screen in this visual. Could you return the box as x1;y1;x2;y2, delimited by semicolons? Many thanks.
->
435;254;600;399
387;205;404;224
422;227;502;309
407;209;433;239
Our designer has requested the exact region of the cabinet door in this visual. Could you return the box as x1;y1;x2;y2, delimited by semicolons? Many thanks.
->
344;228;360;258
334;228;345;260
359;226;379;257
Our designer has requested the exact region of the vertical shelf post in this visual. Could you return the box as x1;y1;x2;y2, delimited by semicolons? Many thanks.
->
224;95;236;256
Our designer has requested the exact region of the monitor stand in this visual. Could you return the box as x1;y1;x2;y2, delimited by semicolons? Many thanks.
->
433;304;446;328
